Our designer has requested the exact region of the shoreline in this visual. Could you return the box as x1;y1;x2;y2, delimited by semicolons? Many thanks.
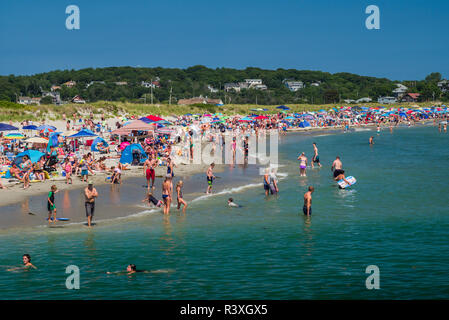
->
0;120;435;208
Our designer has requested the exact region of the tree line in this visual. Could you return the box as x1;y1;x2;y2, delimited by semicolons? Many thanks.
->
0;66;447;105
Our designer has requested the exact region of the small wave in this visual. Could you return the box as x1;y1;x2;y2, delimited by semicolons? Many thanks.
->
191;183;263;202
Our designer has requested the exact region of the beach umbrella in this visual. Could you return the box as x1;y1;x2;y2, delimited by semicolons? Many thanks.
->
36;124;57;131
238;117;253;122
4;132;25;139
25;137;48;144
255;115;268;120
119;141;131;151
67;129;98;138
0;123;19;131
23;125;38;130
64;130;78;136
146;115;165;122
40;128;54;135
14;150;45;164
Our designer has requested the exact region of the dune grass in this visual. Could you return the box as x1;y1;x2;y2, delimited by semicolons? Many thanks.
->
0;100;441;122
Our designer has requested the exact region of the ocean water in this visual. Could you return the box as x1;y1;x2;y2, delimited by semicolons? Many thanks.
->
1;125;448;299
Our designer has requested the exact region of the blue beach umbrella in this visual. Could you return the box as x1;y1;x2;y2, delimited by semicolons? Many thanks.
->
67;129;98;138
0;123;19;131
23;125;38;130
14;150;45;164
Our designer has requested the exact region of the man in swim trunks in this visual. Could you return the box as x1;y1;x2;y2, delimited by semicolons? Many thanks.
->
162;175;173;215
303;186;314;216
297;152;307;177
206;163;215;194
311;142;321;168
331;156;344;178
263;168;271;196
84;181;98;227
369;136;374;145
143;157;155;190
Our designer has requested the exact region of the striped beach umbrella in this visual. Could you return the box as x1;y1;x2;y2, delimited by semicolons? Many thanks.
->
4;132;25;139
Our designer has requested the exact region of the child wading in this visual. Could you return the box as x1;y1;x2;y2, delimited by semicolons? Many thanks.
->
47;185;59;224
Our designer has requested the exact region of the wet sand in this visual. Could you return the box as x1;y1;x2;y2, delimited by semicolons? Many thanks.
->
0;162;262;231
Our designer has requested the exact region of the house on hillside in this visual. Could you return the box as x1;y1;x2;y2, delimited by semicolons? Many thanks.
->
224;79;267;92
224;83;241;92
63;81;77;88
71;95;86;104
86;81;105;88
401;93;420;103
207;85;219;93
114;81;128;86
392;84;408;99
141;80;161;88
42;91;61;105
438;80;449;93
311;81;321;87
356;97;372;103
378;96;397;104
177;96;223;105
51;85;61;91
284;80;305;92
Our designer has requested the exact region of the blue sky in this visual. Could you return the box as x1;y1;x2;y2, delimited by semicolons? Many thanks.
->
0;0;448;80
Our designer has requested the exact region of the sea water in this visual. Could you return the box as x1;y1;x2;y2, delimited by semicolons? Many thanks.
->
0;125;448;299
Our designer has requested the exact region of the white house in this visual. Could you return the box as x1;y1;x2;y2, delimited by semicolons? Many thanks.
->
356;97;372;103
207;85;219;93
438;80;449;93
378;96;397;104
284;81;305;92
392;84;408;99
311;81;321;87
245;79;263;86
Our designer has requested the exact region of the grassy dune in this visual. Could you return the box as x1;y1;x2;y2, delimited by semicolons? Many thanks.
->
0;100;441;122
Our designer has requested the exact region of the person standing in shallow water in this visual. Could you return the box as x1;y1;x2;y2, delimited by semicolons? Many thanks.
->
311;142;321;168
84;181;98;227
303;186;314;216
297;152;307;177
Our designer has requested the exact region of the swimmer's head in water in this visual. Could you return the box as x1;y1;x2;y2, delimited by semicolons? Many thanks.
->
228;198;233;203
127;264;137;272
308;186;314;192
23;254;31;264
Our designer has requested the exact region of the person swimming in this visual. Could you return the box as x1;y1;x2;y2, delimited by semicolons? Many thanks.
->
106;264;174;275
228;198;241;207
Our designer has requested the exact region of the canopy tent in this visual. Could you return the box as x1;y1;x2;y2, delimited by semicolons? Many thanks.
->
0;123;19;131
111;120;155;135
67;129;98;138
14;150;45;165
119;143;147;165
91;137;109;152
